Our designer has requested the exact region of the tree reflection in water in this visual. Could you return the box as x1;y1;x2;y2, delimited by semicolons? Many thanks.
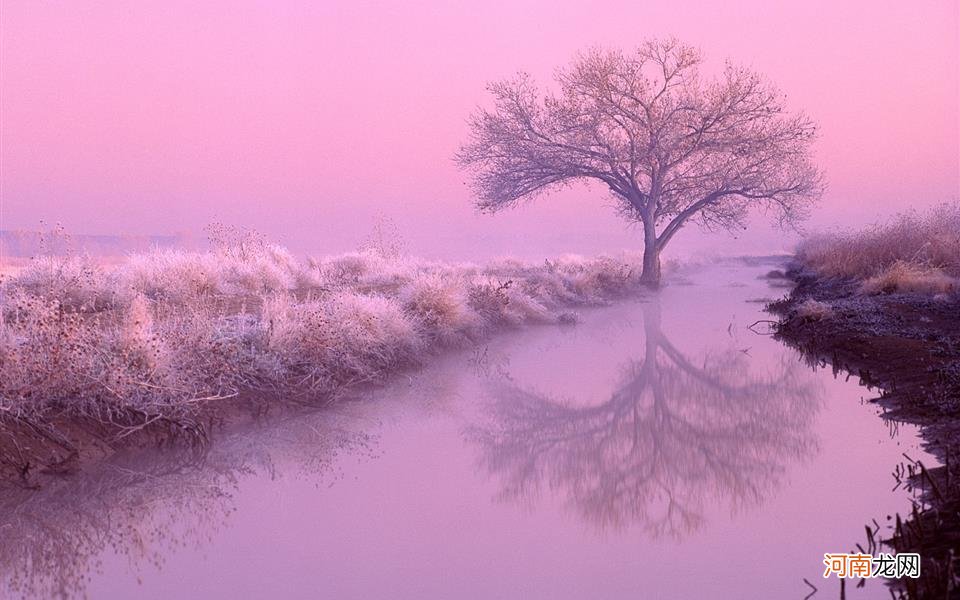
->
0;410;378;599
0;297;825;598
470;298;823;537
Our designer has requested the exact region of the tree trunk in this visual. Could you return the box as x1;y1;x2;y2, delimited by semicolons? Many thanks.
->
640;218;661;287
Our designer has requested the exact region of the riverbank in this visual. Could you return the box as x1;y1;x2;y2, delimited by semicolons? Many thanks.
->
770;263;960;599
0;245;643;487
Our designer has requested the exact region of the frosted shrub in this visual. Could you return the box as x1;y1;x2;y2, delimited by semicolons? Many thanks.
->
263;292;419;391
329;252;424;294
401;273;480;344
485;257;528;275
0;293;104;413
467;278;514;326
13;255;120;310
123;250;222;300
218;245;299;294
566;256;636;301
324;292;421;376
120;294;167;373
515;269;579;308
501;286;555;325
0;292;198;436
160;306;264;396
322;252;378;284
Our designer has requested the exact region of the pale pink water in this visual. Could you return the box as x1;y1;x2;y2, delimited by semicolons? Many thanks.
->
0;260;934;599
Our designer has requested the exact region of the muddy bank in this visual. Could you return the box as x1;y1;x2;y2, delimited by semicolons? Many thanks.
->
0;383;384;490
770;265;960;599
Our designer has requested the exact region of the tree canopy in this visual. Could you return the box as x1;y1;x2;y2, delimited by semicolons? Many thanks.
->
457;39;823;283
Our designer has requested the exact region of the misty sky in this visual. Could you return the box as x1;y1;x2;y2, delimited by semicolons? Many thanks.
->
1;1;957;259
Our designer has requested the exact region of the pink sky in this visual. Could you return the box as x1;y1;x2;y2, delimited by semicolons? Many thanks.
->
1;0;957;258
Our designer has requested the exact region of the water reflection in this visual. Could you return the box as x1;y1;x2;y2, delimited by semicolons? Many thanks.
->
0;410;377;599
0;287;831;599
470;298;823;537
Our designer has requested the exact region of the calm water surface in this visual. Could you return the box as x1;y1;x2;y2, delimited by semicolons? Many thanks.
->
1;259;934;599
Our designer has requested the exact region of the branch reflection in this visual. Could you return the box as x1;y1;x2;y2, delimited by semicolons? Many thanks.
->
0;409;377;599
470;299;822;537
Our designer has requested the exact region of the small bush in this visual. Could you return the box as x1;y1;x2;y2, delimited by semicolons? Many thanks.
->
12;255;121;310
401;273;480;344
263;292;420;390
860;261;958;295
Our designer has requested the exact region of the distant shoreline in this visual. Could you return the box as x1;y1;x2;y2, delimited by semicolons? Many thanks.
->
0;229;188;259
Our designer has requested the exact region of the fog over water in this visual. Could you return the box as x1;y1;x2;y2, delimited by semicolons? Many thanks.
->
1;1;957;260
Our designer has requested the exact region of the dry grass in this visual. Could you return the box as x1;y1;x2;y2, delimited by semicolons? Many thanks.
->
859;260;958;296
793;299;834;320
0;244;644;465
797;203;960;294
798;203;960;278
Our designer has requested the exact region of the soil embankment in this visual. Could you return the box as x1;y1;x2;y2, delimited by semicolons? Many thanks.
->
770;264;960;599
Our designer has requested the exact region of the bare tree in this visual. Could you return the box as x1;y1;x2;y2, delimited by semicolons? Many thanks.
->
456;39;823;285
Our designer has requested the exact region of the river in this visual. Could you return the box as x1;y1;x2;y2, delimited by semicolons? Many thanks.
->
0;258;934;599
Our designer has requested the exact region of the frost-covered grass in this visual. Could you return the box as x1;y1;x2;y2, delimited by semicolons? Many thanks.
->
797;204;960;295
0;245;642;455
